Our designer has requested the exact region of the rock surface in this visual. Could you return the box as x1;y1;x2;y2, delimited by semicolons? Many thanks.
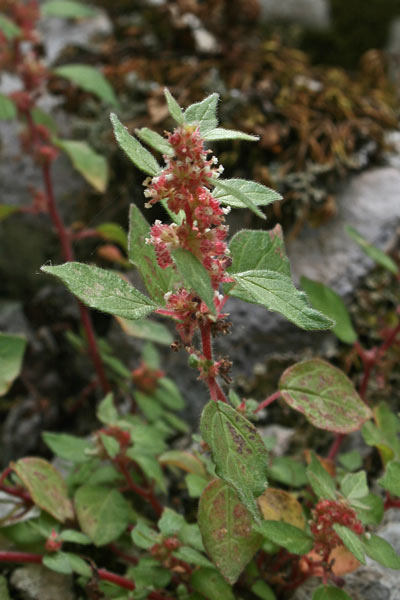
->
259;0;330;29
10;565;75;600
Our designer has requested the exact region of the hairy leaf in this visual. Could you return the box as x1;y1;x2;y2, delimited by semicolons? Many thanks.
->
332;525;366;564
300;277;357;345
56;139;108;192
228;226;290;277
13;457;73;522
203;128;259;142
41;0;97;18
164;88;184;124
111;113;160;175
75;485;130;546
0;333;26;396
257;521;313;555
280;359;372;432
198;479;262;584
41;262;157;319
135;127;174;156
190;568;235;600
128;204;175;303
0;93;17;120
340;471;368;501
362;533;400;569
172;248;215;313
230;270;333;331
213;178;281;212
213;178;266;219
307;453;337;500
184;93;219;133
200;401;268;522
54;65;118;106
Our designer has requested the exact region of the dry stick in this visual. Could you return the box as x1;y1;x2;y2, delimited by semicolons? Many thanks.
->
41;163;110;394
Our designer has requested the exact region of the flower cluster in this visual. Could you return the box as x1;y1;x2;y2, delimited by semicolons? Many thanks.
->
145;124;232;347
310;499;364;561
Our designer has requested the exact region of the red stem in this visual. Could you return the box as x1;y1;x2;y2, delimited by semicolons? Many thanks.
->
327;433;345;461
200;322;227;403
254;391;281;413
117;460;163;517
41;163;110;394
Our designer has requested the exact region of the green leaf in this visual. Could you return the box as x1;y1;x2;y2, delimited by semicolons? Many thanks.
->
128;204;175;303
0;333;26;396
200;401;268;523
279;359;372;433
338;450;363;472
257;521;313;555
110;113;160;175
31;107;58;134
230;270;333;331
300;277;357;345
0;93;17;120
186;473;209;498
184;93;219;134
41;262;157;320
228;226;290;277
251;580;276;600
131;452;166;493
198;479;262;584
41;0;97;18
42;432;90;463
172;248;215;314
212;179;266;220
307;453;337;500
164;88;184;124
54;64;118;107
179;523;205;552
97;393;118;424
59;529;91;544
129;557;171;594
0;14;21;40
135;127;174;156
268;457;308;488
0;575;11;600
379;461;400;497
95;222;127;250
117;317;172;345
346;226;398;275
332;524;366;564
131;521;160;550
355;493;384;526
155;378;184;411
213;178;281;212
158;508;185;537
190;568;234;600
13;457;73;522
340;471;368;501
55;139;108;192
362;533;400;569
174;546;214;569
0;205;19;222
43;551;91;577
313;586;352;600
74;485;130;546
100;433;120;458
203;128;259;142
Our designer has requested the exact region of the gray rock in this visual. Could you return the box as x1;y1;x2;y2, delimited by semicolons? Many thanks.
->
287;167;400;296
260;0;330;29
10;565;75;600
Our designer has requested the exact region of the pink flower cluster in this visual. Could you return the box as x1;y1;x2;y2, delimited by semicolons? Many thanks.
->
311;499;364;560
145;124;231;343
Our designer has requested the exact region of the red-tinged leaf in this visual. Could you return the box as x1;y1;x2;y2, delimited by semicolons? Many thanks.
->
12;457;73;523
159;450;207;476
198;479;262;584
279;359;372;433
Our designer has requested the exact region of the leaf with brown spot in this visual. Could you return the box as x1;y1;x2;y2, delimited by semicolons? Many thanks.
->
198;479;262;584
200;401;268;523
12;457;73;523
257;488;306;529
279;359;372;433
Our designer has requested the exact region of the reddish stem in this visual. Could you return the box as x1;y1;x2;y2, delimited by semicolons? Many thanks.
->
117;459;163;517
327;433;345;461
42;163;110;394
200;322;227;403
254;390;281;414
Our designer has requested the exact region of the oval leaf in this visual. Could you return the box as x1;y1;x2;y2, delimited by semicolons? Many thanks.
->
41;262;157;320
41;1;97;18
0;333;26;396
56;139;108;192
111;113;160;176
200;401;268;523
212;179;266;220
279;359;372;433
74;485;130;546
198;479;262;584
53;64;118;107
228;226;290;277
13;457;73;522
213;178;281;210
362;533;400;569
257;520;313;555
313;586;353;600
257;488;306;529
